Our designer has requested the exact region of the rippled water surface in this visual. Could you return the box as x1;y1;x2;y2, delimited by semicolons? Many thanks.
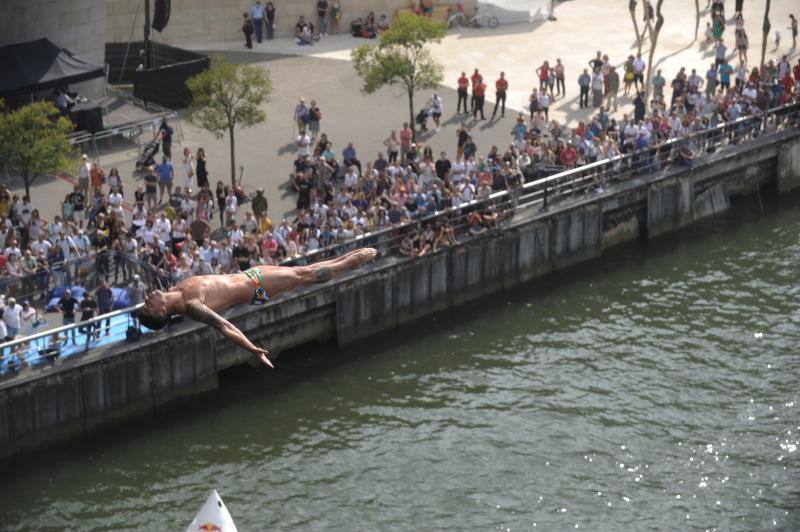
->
1;196;799;531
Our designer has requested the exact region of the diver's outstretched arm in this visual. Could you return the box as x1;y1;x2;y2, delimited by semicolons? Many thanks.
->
186;299;273;368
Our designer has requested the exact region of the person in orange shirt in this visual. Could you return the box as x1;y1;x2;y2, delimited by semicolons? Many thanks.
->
473;78;486;120
90;162;105;194
457;71;469;114
492;71;508;119
470;68;483;112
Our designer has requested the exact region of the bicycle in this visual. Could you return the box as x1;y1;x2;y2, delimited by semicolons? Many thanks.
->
448;3;500;29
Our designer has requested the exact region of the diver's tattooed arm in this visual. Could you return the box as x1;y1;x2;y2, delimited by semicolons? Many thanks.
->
315;266;332;283
185;300;273;368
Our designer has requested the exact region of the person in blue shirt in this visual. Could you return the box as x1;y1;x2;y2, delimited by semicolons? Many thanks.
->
342;142;360;172
718;61;733;93
251;1;265;43
156;156;174;205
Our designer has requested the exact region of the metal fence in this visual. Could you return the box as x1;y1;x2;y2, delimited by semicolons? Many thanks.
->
0;102;797;377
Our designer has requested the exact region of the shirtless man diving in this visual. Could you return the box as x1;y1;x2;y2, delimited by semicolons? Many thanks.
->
137;247;378;368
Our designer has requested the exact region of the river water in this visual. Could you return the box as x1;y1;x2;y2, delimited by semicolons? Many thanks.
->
1;195;798;531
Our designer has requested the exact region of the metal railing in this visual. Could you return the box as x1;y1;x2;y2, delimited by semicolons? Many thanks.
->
0;102;797;377
281;101;800;266
0;251;170;307
68;86;182;157
0;304;144;376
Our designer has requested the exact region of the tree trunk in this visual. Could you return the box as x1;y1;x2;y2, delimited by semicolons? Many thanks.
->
644;0;664;101
760;0;771;69
630;1;642;55
408;89;416;143
228;125;236;187
23;175;31;200
694;0;700;41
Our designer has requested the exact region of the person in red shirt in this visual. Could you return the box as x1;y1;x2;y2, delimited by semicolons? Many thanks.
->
536;60;550;91
793;59;800;84
457;71;469;114
399;122;413;164
560;141;577;169
470;68;483;112
473;79;487;120
492;71;509;119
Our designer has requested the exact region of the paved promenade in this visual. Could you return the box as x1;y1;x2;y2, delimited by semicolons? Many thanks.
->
11;0;800;222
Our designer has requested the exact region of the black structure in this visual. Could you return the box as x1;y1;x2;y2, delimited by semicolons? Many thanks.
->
0;39;104;98
152;0;171;32
106;42;209;108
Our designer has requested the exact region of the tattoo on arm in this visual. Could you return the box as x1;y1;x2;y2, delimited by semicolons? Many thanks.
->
186;300;227;329
315;266;332;283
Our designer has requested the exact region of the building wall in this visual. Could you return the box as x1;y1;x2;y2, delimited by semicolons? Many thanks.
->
0;0;107;98
106;0;471;44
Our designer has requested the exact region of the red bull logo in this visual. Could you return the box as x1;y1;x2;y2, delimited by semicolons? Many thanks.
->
197;524;222;532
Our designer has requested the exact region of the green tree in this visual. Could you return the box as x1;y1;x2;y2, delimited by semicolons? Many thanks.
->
351;13;446;140
0;100;74;199
186;54;272;186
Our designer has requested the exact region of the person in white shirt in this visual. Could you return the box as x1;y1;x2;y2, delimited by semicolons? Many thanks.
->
343;166;359;189
224;190;238;226
3;239;21;260
20;300;39;338
450;156;466;184
228;224;245;245
180;191;196;224
136;220;157;245
31;235;53;258
3;297;22;338
108;189;125;222
181;147;196;189
296;132;311;158
18;196;34;226
430;92;444;131
154;213;172;244
633;53;646;90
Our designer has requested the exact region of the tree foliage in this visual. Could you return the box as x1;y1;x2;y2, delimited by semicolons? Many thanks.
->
351;13;447;139
0;100;74;199
186;54;272;185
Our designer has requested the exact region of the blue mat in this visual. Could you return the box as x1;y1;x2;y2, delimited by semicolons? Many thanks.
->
0;313;154;375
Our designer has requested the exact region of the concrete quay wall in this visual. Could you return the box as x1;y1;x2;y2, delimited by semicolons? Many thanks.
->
0;131;799;459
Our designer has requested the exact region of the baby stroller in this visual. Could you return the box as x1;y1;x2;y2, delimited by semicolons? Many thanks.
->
135;134;161;172
415;107;430;132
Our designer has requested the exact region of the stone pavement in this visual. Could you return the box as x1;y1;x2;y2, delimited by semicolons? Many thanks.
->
13;0;800;223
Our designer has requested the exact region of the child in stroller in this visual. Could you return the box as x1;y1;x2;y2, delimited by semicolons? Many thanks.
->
415;105;430;132
135;131;162;172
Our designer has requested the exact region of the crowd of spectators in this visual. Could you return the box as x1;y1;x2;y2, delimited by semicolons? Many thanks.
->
1;7;799;351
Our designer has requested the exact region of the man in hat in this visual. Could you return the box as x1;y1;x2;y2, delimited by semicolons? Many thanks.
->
137;248;378;367
294;97;309;135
